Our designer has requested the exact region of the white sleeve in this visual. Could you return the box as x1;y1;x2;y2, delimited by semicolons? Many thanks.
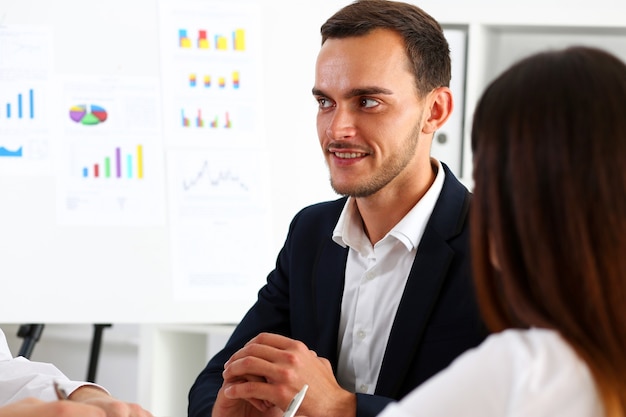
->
378;332;512;417
0;328;108;405
376;328;602;417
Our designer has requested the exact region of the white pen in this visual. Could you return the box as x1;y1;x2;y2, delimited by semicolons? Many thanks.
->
282;384;308;417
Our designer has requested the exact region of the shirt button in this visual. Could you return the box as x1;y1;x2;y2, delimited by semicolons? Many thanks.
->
357;330;366;340
365;271;375;281
359;384;368;393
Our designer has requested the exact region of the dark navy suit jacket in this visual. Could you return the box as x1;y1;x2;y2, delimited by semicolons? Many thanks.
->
188;163;487;417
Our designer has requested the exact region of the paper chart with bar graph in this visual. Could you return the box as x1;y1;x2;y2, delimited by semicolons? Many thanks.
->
158;0;264;146
0;26;54;175
56;75;166;225
167;148;273;301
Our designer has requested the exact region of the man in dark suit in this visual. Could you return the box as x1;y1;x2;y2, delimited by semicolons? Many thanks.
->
188;1;486;417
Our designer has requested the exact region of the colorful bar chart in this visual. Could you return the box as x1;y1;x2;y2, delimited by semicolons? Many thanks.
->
178;28;246;51
188;71;240;89
181;108;232;129
81;145;144;179
2;89;35;120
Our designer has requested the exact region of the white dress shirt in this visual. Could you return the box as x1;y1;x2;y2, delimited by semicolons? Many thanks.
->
332;159;445;394
0;328;106;405
377;328;603;417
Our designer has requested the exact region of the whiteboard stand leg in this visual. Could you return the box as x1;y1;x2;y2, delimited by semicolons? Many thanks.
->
86;323;112;383
16;324;45;359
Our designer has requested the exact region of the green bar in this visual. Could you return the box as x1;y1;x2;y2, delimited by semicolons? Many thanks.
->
105;157;111;178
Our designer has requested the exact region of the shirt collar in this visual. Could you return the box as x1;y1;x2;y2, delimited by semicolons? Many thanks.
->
332;158;445;251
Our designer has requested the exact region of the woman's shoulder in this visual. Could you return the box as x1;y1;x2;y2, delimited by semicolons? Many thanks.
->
385;328;603;417
476;328;602;416
484;327;571;356
477;328;586;378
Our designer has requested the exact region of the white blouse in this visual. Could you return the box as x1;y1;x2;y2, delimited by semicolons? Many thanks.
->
378;328;604;417
0;328;105;405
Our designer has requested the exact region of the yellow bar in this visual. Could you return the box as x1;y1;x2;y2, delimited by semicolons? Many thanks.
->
216;35;228;50
137;145;144;179
234;29;245;50
180;37;192;48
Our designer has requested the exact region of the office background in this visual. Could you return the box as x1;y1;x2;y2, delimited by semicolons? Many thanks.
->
1;0;626;416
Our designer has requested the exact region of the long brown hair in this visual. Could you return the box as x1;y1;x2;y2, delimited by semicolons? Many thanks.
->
320;0;450;96
471;46;626;416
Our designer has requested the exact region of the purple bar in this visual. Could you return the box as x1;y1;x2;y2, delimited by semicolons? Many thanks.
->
116;147;121;178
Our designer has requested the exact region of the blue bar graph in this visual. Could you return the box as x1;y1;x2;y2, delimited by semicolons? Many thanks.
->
1;89;35;121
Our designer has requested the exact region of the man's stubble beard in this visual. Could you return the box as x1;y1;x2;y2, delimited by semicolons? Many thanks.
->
329;121;422;198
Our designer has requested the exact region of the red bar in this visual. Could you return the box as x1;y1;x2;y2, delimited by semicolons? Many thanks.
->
94;164;99;178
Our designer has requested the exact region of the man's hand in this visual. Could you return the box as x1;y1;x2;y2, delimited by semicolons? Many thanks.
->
69;386;153;417
0;397;106;417
213;381;283;417
216;333;356;417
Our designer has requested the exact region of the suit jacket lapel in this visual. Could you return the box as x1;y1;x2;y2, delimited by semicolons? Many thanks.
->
375;163;470;397
312;239;348;367
374;234;454;396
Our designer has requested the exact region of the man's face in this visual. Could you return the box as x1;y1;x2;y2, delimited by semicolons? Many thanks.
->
313;28;429;198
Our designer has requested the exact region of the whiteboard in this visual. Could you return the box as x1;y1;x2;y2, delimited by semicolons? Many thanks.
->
0;0;467;323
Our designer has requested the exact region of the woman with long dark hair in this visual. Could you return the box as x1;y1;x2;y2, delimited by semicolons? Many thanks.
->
378;45;626;417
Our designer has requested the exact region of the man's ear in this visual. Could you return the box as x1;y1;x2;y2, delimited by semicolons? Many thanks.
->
422;86;453;134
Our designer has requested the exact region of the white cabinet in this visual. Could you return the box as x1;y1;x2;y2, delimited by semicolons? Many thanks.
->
460;23;626;183
138;324;235;417
433;7;626;183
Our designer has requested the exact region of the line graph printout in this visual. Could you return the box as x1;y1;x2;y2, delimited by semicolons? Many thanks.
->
167;148;273;302
55;75;166;225
158;0;264;146
0;26;54;175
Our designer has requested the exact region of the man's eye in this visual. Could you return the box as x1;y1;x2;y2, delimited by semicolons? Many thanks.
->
317;98;333;108
360;98;379;108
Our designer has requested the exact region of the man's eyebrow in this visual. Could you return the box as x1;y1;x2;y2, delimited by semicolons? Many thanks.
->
346;87;393;97
312;86;393;98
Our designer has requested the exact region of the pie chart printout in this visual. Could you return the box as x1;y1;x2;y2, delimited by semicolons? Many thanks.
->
69;104;108;125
